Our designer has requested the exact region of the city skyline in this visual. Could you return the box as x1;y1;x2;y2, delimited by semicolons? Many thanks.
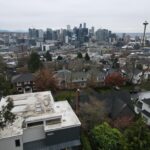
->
0;0;150;32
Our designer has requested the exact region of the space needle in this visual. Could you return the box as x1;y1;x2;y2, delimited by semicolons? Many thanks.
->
142;21;149;47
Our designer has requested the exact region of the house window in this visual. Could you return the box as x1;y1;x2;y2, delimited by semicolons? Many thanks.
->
24;81;31;85
17;87;23;92
17;82;22;86
27;121;43;127
15;139;20;147
46;118;61;125
25;86;31;92
81;83;85;86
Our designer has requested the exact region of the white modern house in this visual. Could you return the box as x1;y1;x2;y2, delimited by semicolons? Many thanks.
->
132;70;150;84
134;91;150;125
0;91;81;150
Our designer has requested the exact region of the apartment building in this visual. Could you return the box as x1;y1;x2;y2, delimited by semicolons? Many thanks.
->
0;91;81;150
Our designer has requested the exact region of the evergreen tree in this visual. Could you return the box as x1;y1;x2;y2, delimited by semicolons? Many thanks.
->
0;98;15;129
124;118;150;150
91;122;125;150
28;52;42;73
0;57;15;96
85;53;90;61
45;51;52;61
0;56;6;74
57;55;63;60
77;52;83;59
0;75;15;96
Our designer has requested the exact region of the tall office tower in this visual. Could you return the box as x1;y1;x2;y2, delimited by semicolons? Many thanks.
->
38;29;44;39
67;25;71;31
46;28;53;40
28;28;32;38
65;36;69;44
122;33;126;40
28;28;38;39
96;29;110;42
52;31;57;41
79;24;82;29
52;30;61;41
60;29;67;42
91;26;95;36
83;23;86;28
89;27;95;38
73;27;79;40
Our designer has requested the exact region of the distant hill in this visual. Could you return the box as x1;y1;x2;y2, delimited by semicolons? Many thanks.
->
116;32;150;38
0;29;10;32
0;29;27;33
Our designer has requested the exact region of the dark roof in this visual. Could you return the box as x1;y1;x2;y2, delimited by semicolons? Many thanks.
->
11;73;34;83
142;98;150;106
136;101;143;109
55;69;71;81
77;89;135;120
79;92;90;103
142;110;150;117
134;69;142;76
107;90;135;119
117;106;135;119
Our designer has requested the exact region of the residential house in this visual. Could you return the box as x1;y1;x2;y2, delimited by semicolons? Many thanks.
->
132;69;150;84
71;72;88;89
55;68;107;89
118;57;127;68
55;69;88;89
134;91;150;125
87;69;106;87
55;69;72;89
11;73;36;93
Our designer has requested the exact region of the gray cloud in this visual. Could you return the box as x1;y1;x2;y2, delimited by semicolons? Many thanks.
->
0;0;150;32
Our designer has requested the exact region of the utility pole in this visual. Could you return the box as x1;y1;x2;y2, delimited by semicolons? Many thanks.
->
142;21;149;47
75;89;80;115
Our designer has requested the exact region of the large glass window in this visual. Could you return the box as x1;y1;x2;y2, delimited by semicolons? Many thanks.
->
27;121;43;127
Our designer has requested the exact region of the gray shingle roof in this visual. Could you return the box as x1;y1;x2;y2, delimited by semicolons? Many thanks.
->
11;73;34;83
77;89;135;119
55;69;72;81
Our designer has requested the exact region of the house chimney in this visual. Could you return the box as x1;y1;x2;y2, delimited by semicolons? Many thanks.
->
75;89;80;114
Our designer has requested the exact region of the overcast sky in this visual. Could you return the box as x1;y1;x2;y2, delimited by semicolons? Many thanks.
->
0;0;150;32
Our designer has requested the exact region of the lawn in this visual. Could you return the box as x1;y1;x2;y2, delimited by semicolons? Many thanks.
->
54;90;76;102
81;132;92;150
140;81;150;91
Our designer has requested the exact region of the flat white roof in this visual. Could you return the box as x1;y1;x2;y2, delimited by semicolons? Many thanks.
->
0;91;81;139
45;101;81;132
0;116;23;139
138;91;150;101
